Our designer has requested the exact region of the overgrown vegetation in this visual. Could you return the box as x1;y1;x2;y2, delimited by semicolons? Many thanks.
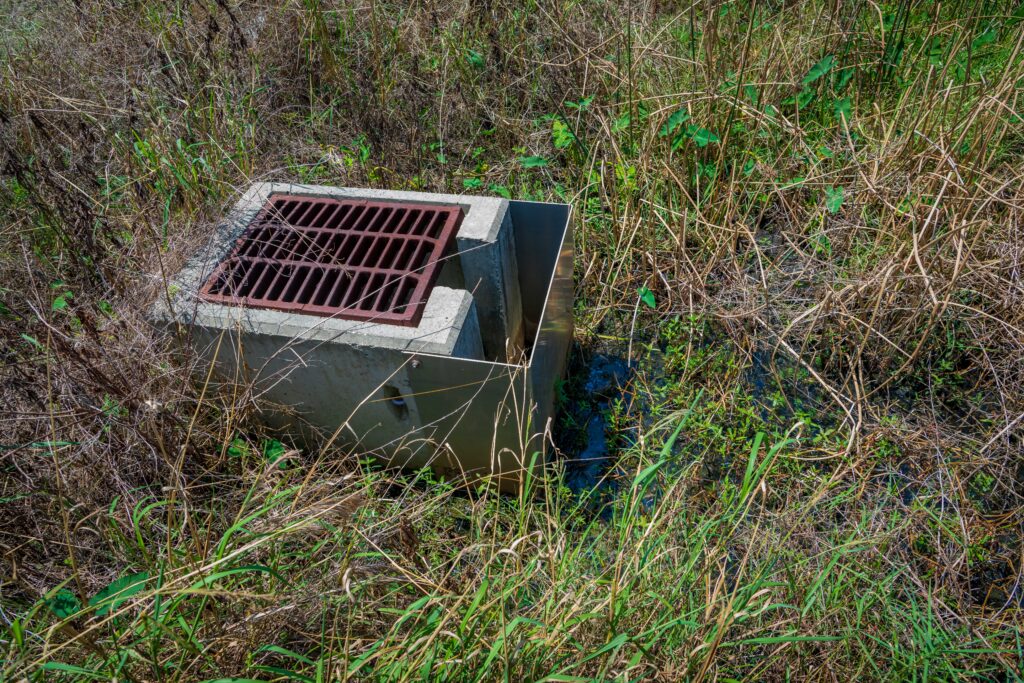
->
2;0;1024;680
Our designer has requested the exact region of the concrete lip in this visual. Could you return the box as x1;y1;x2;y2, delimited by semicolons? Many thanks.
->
155;183;572;491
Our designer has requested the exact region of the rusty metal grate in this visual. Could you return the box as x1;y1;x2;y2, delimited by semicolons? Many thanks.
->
198;194;463;326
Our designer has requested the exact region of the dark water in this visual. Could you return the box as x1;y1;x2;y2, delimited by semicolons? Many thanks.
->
555;351;637;495
554;336;1023;608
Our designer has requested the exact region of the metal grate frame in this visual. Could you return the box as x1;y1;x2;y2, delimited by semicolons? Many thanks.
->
199;194;463;326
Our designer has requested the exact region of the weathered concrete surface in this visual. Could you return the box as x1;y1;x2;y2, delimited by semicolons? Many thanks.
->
153;183;570;491
156;285;483;359
161;286;482;461
166;182;525;362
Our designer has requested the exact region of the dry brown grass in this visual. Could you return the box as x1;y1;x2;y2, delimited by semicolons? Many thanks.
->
2;0;1024;680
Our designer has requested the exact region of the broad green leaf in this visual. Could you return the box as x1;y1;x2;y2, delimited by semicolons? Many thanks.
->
670;130;689;151
795;88;815;109
51;292;72;311
551;118;574;149
658;108;690;137
227;437;248;458
971;28;996;51
565;95;594;110
611;112;631;133
742;84;758;104
462;178;483;189
834;67;855;92
742;159;756;176
687;125;720;147
89;571;148;616
638;286;656;308
488;183;511;198
261;439;287;467
825;186;844;214
802;55;835;85
518;155;548;168
45;589;81;619
833;97;852;121
465;49;485;68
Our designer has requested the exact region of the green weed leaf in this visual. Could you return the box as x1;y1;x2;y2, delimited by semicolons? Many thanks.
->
825;186;844;214
638;286;656;308
89;571;148;616
462;178;483;189
670;130;688;151
227;437;248;458
658;109;690;137
552;118;574;149
565;95;594;110
834;67;855;92
261;439;287;467
796;88;815;109
488;183;511;198
687;125;720;147
833;97;852;122
51;291;72;312
45;589;81;619
40;663;107;680
802;55;835;85
257;644;316;666
518;155;548;168
971;28;996;51
465;49;485;68
21;333;42;349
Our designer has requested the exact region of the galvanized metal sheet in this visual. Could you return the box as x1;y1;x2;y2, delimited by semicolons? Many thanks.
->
404;354;537;488
404;200;573;491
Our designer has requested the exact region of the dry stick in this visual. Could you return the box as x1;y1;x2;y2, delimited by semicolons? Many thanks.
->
906;172;953;307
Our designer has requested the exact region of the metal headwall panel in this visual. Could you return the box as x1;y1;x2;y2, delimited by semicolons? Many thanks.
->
404;200;573;492
517;200;574;443
199;194;462;326
402;355;534;484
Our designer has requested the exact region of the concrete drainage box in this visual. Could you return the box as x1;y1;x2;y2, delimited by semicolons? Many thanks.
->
154;183;572;490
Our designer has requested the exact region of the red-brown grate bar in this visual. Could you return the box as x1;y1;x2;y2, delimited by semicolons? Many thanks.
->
198;194;463;326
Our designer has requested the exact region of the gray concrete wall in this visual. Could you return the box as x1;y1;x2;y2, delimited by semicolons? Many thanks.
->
177;287;483;463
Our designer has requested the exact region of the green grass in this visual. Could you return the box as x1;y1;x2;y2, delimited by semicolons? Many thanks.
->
2;0;1024;680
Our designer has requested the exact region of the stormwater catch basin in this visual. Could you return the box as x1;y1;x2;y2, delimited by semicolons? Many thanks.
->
154;183;572;490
